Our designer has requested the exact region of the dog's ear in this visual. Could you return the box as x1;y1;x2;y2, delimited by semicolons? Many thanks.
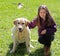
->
13;20;17;26
25;19;30;27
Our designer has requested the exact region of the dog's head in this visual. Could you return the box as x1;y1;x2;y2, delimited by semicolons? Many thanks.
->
13;18;29;32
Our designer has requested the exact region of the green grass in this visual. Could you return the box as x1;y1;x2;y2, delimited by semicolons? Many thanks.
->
0;0;60;56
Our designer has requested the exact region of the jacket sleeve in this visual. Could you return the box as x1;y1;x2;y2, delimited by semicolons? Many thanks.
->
46;23;57;35
28;18;37;29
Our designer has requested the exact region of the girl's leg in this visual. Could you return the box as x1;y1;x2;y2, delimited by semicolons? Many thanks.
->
44;34;54;56
44;47;50;56
44;45;50;56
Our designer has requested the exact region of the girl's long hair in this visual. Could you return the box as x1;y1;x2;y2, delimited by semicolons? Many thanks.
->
37;5;55;26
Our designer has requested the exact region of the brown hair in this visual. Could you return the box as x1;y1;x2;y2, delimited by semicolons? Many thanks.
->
37;5;55;26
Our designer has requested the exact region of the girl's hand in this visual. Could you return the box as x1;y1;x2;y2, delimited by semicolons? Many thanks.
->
41;29;46;35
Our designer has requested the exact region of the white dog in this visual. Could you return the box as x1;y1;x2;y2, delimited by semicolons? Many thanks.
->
10;18;30;53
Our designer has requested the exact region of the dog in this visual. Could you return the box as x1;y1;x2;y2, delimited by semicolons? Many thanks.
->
10;18;31;53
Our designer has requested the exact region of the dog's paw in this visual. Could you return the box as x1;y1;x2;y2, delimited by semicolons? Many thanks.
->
30;44;34;48
10;50;14;53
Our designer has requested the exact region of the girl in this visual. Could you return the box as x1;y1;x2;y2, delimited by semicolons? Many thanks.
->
28;5;57;56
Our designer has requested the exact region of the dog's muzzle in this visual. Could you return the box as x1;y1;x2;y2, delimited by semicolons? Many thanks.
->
18;28;23;32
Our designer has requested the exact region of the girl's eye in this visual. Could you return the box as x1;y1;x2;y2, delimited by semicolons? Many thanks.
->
18;22;20;24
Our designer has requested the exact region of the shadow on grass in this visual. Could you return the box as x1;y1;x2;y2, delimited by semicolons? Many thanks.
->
6;43;28;56
6;43;51;56
29;48;51;56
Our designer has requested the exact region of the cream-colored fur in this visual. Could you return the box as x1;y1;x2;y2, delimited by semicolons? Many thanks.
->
10;18;30;53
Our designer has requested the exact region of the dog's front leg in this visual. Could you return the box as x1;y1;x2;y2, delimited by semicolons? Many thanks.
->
26;37;30;53
10;41;17;53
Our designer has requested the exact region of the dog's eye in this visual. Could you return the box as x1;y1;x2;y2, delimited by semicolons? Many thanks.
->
18;22;20;24
22;23;24;25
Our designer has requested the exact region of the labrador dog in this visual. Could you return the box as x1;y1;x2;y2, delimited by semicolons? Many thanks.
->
10;18;30;53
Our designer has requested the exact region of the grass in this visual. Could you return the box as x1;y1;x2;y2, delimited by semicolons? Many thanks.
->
0;0;60;56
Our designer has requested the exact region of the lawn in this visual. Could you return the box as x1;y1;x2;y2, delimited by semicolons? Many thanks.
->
0;0;60;56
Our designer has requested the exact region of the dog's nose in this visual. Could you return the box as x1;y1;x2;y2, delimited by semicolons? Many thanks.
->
19;28;21;31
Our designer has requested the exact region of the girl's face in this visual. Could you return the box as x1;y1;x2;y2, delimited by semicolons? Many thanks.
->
39;9;46;20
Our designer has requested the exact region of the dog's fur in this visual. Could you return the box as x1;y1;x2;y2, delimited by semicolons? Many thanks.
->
10;18;30;53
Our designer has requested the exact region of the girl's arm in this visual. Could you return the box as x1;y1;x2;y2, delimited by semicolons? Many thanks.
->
28;18;37;29
46;24;57;34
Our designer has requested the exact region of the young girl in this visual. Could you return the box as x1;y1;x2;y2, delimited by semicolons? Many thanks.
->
28;5;57;56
